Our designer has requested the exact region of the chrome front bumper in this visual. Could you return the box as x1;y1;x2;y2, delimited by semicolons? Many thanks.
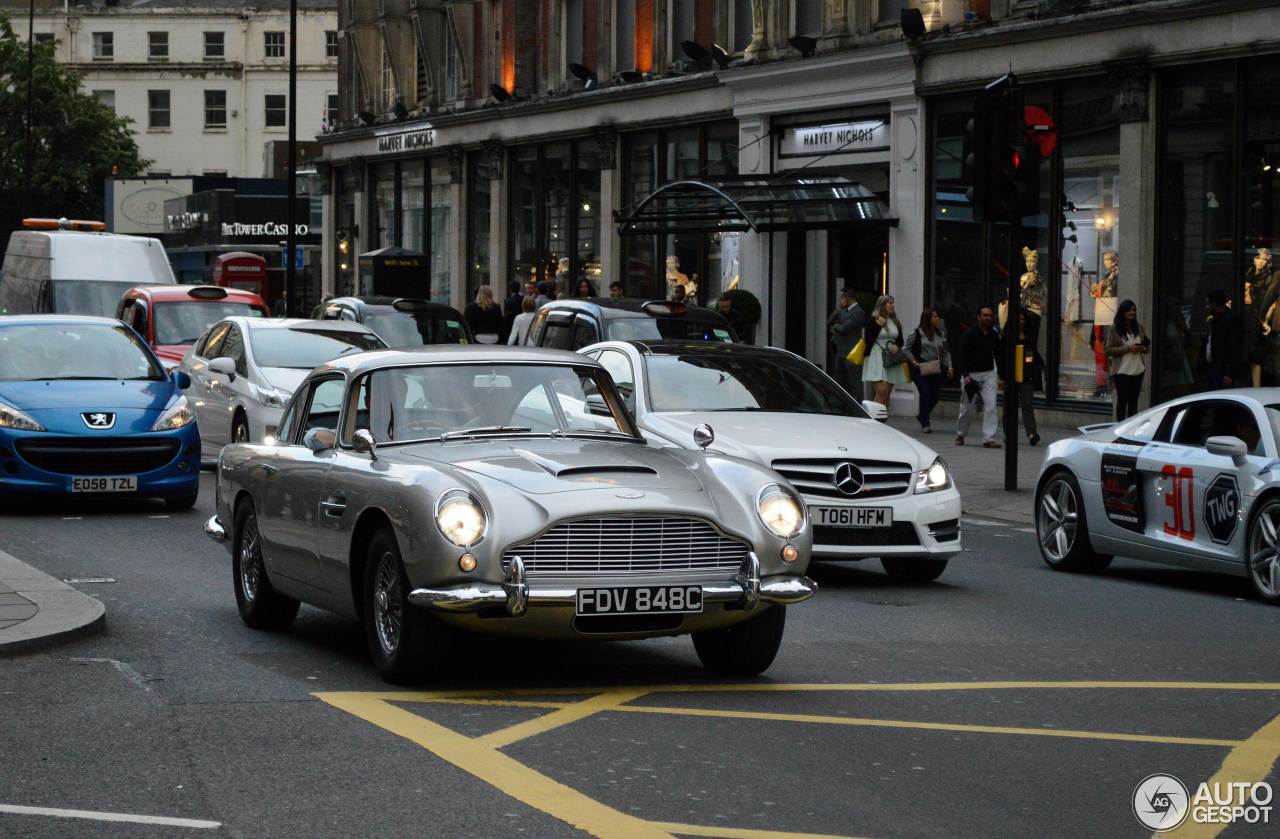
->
204;515;228;543
408;553;817;616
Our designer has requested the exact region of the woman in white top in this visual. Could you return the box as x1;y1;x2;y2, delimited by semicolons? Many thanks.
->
1106;299;1149;421
507;295;537;345
861;294;910;408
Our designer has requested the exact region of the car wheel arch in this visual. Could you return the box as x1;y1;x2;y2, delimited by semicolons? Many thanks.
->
1244;489;1280;552
350;507;396;624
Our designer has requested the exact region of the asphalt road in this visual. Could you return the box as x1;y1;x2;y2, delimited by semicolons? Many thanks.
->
2;471;1280;838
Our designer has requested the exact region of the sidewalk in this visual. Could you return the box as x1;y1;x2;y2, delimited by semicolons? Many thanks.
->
0;549;105;655
885;414;1076;527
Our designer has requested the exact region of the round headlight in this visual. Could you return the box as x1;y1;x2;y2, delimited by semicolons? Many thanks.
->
436;491;487;547
757;485;805;539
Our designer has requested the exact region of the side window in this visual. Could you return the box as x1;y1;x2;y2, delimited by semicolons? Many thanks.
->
542;316;575;350
571;318;600;350
348;374;371;439
202;321;231;359
1170;401;1264;454
219;325;248;376
597;350;636;414
131;302;148;336
116;298;132;321
276;393;303;444
302;377;346;433
321;306;343;320
527;310;549;345
340;307;358;321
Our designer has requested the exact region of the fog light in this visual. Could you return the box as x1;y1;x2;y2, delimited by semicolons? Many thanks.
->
781;544;800;563
458;553;477;572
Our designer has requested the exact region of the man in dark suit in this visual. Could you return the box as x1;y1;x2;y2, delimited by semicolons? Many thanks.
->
500;280;523;344
827;287;865;397
1204;289;1244;389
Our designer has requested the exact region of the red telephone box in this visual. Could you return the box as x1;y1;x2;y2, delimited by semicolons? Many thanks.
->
212;252;269;297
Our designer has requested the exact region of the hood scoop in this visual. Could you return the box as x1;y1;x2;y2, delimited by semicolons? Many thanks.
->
511;448;658;479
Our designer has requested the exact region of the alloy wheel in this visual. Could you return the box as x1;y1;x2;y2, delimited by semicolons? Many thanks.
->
1038;478;1079;563
373;551;403;655
1248;502;1280;599
240;514;262;602
233;421;249;444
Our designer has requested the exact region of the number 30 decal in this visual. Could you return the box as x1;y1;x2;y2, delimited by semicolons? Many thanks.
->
1161;464;1195;541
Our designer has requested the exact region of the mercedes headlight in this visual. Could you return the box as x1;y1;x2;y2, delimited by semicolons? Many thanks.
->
256;384;288;408
914;457;951;494
435;490;487;547
151;396;195;431
757;484;805;539
0;401;44;432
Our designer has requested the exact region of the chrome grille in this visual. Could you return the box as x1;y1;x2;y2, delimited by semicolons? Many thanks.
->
501;517;750;578
771;458;914;500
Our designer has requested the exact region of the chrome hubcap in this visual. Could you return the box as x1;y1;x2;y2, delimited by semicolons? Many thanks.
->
239;515;261;602
1038;479;1079;563
233;422;249;443
1248;504;1280;598
373;551;402;655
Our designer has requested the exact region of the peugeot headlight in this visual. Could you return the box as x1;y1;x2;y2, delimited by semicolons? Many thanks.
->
0;401;45;432
757;484;806;539
914;457;951;494
255;384;288;408
151;396;195;431
435;490;487;547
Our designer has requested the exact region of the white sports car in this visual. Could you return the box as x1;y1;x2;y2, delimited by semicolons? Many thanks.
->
1035;389;1280;602
581;340;962;581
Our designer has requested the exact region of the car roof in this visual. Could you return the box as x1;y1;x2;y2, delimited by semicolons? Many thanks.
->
311;344;602;378
325;296;463;315
1161;389;1280;407
224;316;376;333
0;314;123;327
617;340;792;358
126;285;267;305
541;297;726;320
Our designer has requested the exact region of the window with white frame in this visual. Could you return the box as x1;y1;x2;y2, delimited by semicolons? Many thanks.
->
444;22;460;100
93;89;115;113
671;0;695;55
92;31;113;60
148;90;171;129
325;30;338;59
204;31;225;61
265;94;287;127
204;90;227;129
794;0;822;36
565;0;583;67
148;31;168;61
326;93;339;128
264;31;285;59
381;47;396;110
731;0;753;52
615;0;635;72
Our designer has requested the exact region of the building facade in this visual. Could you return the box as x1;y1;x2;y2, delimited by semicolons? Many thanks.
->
319;0;1280;423
10;0;337;179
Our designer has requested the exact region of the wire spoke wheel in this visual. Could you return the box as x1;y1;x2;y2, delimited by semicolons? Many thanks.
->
373;550;403;655
239;514;262;602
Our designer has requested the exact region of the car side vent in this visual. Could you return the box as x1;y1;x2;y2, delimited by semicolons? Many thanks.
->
555;465;658;478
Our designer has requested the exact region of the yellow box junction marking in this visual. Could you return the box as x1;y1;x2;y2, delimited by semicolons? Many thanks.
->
1163;712;1280;839
315;682;1280;839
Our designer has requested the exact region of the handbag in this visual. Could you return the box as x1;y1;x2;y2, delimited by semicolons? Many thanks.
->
846;339;866;366
882;343;910;367
918;359;942;376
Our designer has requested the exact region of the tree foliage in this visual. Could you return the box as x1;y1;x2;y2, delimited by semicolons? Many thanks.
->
0;15;146;218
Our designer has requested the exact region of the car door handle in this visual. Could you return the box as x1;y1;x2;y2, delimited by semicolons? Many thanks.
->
320;495;347;517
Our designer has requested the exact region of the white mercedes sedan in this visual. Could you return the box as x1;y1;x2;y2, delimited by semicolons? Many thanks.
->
181;317;386;458
581;340;962;581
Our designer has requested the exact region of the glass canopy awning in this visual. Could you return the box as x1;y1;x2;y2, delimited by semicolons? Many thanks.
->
615;175;898;236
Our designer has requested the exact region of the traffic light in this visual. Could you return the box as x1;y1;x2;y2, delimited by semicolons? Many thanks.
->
1009;142;1041;220
963;85;1041;222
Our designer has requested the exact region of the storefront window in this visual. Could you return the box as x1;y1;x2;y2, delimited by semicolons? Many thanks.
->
401;160;424;254
373;163;396;249
467;151;492;301
1244;57;1280;388
430;157;453;303
510;145;539;289
622;131;659;296
577;144;602;293
544;143;571;294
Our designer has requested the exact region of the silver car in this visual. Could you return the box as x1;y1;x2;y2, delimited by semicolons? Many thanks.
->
205;346;816;683
1035;389;1280;603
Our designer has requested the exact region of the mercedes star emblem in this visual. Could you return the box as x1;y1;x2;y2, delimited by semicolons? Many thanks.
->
832;462;864;496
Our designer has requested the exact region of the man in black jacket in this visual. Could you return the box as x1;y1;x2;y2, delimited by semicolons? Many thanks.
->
956;305;1003;448
1204;290;1244;389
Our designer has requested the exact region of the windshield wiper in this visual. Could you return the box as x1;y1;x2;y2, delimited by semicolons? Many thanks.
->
551;428;634;439
38;376;119;381
439;425;533;441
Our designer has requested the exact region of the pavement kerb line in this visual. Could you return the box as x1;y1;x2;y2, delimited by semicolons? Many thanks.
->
0;803;220;829
314;691;676;839
1161;712;1280;839
476;688;652;748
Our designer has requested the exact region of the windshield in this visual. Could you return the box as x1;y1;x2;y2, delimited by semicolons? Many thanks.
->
645;352;864;416
363;310;469;348
250;327;385;369
51;280;147;318
154;301;265;345
0;322;165;381
606;316;734;343
350;363;637;444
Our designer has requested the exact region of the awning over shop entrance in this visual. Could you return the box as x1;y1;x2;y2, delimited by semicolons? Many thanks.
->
616;175;898;236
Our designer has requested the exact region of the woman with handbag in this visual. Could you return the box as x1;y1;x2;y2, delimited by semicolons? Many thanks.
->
908;307;953;433
861;295;910;409
1106;299;1149;421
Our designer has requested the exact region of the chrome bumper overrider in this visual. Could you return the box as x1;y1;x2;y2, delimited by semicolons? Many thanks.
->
204;515;228;543
407;552;817;616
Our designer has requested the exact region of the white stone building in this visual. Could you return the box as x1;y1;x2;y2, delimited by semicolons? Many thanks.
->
7;0;337;178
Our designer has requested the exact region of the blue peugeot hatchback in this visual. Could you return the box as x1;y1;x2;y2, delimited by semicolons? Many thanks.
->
0;316;201;509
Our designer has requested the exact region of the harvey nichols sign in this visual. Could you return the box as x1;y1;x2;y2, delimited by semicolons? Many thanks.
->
376;126;436;154
779;119;889;158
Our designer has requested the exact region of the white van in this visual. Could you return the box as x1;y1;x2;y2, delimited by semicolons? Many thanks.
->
0;218;176;317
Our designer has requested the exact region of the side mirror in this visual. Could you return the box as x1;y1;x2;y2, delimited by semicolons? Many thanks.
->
171;369;191;391
208;357;237;380
302;427;336;453
862;400;889;422
693;424;714;449
1206;435;1249;465
352;428;378;461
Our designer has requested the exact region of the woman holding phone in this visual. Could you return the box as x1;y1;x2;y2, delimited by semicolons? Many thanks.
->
1106;299;1149;421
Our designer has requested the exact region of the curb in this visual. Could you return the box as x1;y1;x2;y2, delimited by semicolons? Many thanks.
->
0;549;106;656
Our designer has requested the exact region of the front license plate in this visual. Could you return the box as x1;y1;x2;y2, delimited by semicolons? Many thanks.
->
576;585;703;616
812;505;893;528
69;476;138;493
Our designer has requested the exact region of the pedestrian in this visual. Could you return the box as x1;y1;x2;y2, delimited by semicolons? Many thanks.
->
717;292;751;343
955;304;1003;449
1106;299;1149;421
507;295;537;345
609;280;624;299
1002;309;1042;446
464;284;503;344
1203;289;1243;389
500;280;523;344
525;278;538;299
671;284;688;304
827;286;866;398
534;281;552;309
575;278;597;298
272;295;288;317
861;294;909;410
907;307;952;433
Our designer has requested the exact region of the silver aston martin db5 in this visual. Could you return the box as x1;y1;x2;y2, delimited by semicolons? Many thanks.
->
204;346;816;683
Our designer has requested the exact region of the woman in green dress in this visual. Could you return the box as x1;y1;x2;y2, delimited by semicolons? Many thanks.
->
862;294;909;409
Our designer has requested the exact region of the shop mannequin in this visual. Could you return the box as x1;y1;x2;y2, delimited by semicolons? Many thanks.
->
1091;250;1120;399
999;246;1044;329
666;255;694;299
1245;248;1277;386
